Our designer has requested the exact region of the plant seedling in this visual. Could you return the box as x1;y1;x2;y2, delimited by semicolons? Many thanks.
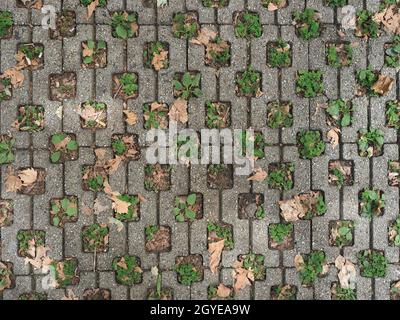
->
15;105;44;132
17;43;44;70
297;130;326;159
268;223;294;250
331;283;356;300
205;37;231;68
143;102;169;129
144;164;171;191
175;257;202;285
81;0;106;7
82;223;109;252
328;160;353;188
82;165;107;192
357;249;388;278
271;285;297;300
236;66;262;97
325;99;353;127
206;101;231;129
0;261;13;291
173;72;202;100
207;222;234;250
112;255;142;286
326;42;353;67
385;100;400;129
234;11;262;39
385;36;400;68
359;188;385;219
355;10;380;38
293;9;321;40
267;163;295;190
297;250;327;286
296;70;324;98
113;73;139;100
80;101;107;129
240;252;266;280
267;39;292;68
50;133;78;163
49;258;79;288
329;220;354;247
357;128;384;157
0;77;12;102
202;0;229;7
111;11;138;39
0;135;14;165
111;134;140;160
172;12;199;40
17;230;45;258
388;161;400;186
144;42;169;70
82;40;107;68
114;194;140;222
389;217;400;246
267;101;293;128
0;200;13;227
50;196;78;228
0;11;13;39
324;0;347;7
173;193;202;222
356;67;379;96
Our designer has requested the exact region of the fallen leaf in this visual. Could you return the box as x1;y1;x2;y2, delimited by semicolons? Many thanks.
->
372;74;395;95
327;128;340;149
94;148;106;160
247;167;267;182
216;284;231;298
268;3;278;11
335;255;357;289
373;4;400;35
151;266;159;277
190;27;218;46
86;0;99;20
82;42;93;57
1;67;25;87
54;136;71;151
232;261;254;293
169;99;188;124
112;197;130;215
152;50;168;71
208;239;224;273
294;254;304;271
123;109;137;126
105;156;123;174
5;166;22;192
18;168;38;187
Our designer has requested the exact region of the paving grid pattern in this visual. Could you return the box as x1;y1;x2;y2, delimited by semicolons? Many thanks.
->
0;0;399;300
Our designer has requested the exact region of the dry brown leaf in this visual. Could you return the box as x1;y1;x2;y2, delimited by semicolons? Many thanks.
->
268;3;278;11
105;156;123;174
335;255;356;289
216;284;231;298
208;239;224;274
327;128;340;149
374;4;400;35
123;109;137;126
294;254;304;271
24;245;51;269
152;50;168;71
1;67;25;87
86;0;99;20
247;167;267;182
82;42;93;57
31;0;43;9
112;197;130;214
190;27;218;46
54;136;71;151
18;168;38;187
94;148;106;160
108;217;124;232
169;99;188;124
5;166;22;192
232;265;254;293
279;197;305;222
372;74;395;95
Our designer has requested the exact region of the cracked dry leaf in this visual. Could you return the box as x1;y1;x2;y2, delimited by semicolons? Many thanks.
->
112;196;130;215
169;98;188;124
18;168;38;187
123;109;137;126
105;156;123;174
279;197;305;222
152;50;168;71
327;128;340;149
1;67;25;87
24;245;51;270
372;75;395;95
232;261;254;293
82;42;93;57
54;136;71;151
374;4;400;35
87;0;99;20
208;239;224;274
335;255;356;289
294;254;304;271
190;27;218;46
247;167;267;182
216;284;231;298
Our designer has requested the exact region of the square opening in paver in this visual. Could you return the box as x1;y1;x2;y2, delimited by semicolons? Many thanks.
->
173;193;203;222
0;134;15;165
268;223;294;250
49;133;79;163
267;162;295;190
235;67;262;97
50;196;78;228
144;42;169;70
111;11;139;39
173;72;202;100
112;72;139;100
205;101;231;129
329;220;354;248
143;102;169;129
144;164;171;192
175;255;204;285
207;164;233;189
359;188;384;219
267;40;292;68
207;221;234;250
16;168;46;195
145;225;171;253
82;40;107;69
0;10;13;39
207;284;233;300
83;288;111;300
238;193;265;220
17;230;46;258
0;76;12;102
331;282;356;300
82;223;109;253
328;160;354;188
172;12;200;40
15;105;44;133
17;43;44;70
388;217;400;247
326;42;353;67
112;255;143;286
267;101;293;128
113;194;140;222
80;101;107;129
0;261;14;291
50;11;77;39
49;72;77;101
82;165;108;192
270;284;297;300
111;134;140;160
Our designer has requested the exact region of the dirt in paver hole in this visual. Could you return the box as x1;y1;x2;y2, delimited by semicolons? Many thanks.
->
145;225;171;252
